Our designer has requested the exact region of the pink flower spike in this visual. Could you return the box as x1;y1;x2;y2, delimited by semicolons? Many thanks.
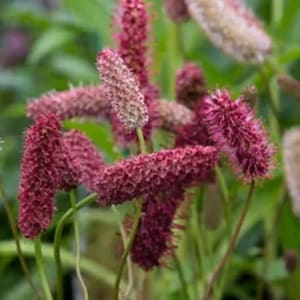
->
175;62;207;109
97;48;149;130
202;89;275;181
95;145;218;206
27;85;110;121
63;130;106;192
18;114;62;238
164;0;190;23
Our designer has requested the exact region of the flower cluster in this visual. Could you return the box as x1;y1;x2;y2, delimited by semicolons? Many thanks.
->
18;114;63;238
97;48;149;130
283;128;300;217
175;62;206;109
201;89;275;181
95;145;218;206
27;85;110;121
185;0;272;63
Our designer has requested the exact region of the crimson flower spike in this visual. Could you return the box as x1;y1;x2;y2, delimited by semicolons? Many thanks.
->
94;145;218;206
202;89;275;181
131;189;184;270
18;114;63;238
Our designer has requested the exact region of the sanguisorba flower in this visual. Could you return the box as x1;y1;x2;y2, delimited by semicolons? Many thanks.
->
18;114;63;238
131;189;184;270
95;145;218;206
164;0;190;23
27;85;110;121
156;100;194;132
283;128;300;217
63;130;105;192
185;0;272;64
202;89;275;181
175;62;206;109
96;48;149;130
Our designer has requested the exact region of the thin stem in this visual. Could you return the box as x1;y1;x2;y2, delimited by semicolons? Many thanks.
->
34;237;53;300
175;24;187;61
54;193;96;300
215;166;232;234
114;128;147;300
0;179;40;299
173;254;190;300
112;205;134;299
202;181;255;300
70;190;89;300
113;200;143;300
0;240;117;288
271;0;283;28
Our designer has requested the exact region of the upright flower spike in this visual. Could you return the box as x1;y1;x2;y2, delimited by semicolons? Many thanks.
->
164;0;190;23
63;130;106;192
97;48;149;130
202;89;275;181
156;100;194;132
131;189;184;270
185;0;272;64
27;85;110;121
18;114;63;238
175;62;206;109
283;128;300;217
117;0;149;88
95;145;218;206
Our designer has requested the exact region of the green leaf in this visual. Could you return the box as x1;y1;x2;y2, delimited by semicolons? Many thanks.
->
28;27;75;64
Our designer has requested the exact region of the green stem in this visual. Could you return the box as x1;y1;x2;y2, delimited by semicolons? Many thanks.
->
215;166;232;234
0;179;40;299
114;127;147;300
175;24;187;61
70;190;89;300
0;240;117;287
202;181;256;300
174;254;190;300
113;200;143;300
271;0;283;28
34;237;53;300
54;193;96;300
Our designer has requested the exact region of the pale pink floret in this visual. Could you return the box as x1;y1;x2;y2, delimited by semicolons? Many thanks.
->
96;48;149;130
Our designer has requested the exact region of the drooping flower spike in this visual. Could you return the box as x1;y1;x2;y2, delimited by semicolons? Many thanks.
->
201;89;275;181
164;0;190;23
131;189;184;270
185;0;272;64
95;145;218;206
63;130;106;192
97;48;149;130
18;114;63;238
27;85;110;121
283;128;300;217
175;62;206;109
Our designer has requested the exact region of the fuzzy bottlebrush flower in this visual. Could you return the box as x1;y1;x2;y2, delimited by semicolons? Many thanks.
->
175;101;213;148
27;85;110;121
283;128;300;217
201;89;275;181
95;145;218;206
155;100;194;132
63;130;105;192
18;114;63;238
117;0;149;88
164;0;190;23
175;62;206;109
131;189;184;270
185;0;272;64
97;48;149;130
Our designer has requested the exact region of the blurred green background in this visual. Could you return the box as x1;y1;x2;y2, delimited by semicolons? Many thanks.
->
1;0;300;299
